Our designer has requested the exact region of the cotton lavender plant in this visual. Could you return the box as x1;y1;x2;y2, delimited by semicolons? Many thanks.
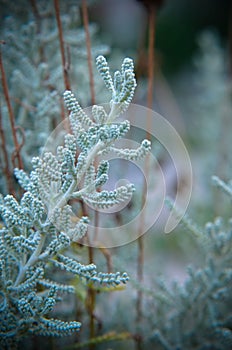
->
0;55;151;348
145;177;232;350
0;1;110;193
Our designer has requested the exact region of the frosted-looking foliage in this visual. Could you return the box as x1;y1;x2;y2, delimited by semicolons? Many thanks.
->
0;55;150;347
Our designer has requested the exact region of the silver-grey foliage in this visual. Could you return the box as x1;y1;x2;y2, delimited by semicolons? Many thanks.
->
0;1;110;190
146;178;232;349
0;55;150;348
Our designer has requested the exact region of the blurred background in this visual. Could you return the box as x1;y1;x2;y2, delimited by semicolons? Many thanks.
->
1;0;232;348
85;0;232;263
0;0;231;306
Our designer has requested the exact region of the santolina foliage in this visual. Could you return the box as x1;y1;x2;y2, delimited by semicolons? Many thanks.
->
0;56;150;348
0;1;109;194
145;177;232;349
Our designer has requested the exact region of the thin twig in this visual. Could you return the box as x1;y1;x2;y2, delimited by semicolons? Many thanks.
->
30;0;45;62
81;2;98;348
81;0;98;252
53;0;71;91
99;246;113;273
11;126;25;169
85;237;96;350
0;47;23;170
147;5;155;117
82;0;95;105
12;96;36;112
30;0;41;23
136;4;156;350
0;104;14;194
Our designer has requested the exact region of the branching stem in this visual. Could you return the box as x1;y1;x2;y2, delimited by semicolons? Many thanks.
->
14;233;46;287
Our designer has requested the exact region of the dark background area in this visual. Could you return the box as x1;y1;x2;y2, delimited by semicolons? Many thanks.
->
90;0;231;74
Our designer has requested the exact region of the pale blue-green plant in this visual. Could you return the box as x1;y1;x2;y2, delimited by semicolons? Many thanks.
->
0;0;110;193
143;177;232;349
0;55;151;348
174;30;232;213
